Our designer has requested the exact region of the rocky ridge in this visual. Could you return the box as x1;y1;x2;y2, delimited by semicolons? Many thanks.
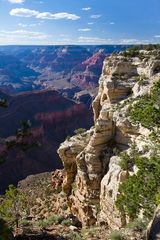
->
0;89;92;193
58;49;160;230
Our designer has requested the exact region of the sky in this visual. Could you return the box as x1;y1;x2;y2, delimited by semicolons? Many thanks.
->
0;0;160;45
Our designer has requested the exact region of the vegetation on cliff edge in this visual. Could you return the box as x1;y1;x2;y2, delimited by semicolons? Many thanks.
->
116;152;160;220
0;185;27;229
129;80;160;129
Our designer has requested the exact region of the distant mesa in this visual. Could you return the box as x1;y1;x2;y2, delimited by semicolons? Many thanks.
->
0;45;130;97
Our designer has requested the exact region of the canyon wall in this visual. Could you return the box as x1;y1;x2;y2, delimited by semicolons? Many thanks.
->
0;90;92;193
58;49;160;228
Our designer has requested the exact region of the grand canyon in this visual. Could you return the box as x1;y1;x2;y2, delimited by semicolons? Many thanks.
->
0;45;129;192
0;0;159;239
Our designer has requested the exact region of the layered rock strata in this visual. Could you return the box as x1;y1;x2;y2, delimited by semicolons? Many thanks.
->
0;89;92;193
58;50;160;228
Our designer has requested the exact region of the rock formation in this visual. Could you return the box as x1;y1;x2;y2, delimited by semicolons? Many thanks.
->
58;49;160;228
147;205;160;240
0;89;92;193
70;50;106;90
0;45;128;96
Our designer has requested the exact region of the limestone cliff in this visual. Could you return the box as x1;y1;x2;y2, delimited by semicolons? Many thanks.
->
58;49;160;229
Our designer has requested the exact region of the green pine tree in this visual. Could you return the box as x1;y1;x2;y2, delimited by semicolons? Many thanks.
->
0;185;28;229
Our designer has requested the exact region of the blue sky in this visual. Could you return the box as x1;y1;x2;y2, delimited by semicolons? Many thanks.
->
0;0;160;45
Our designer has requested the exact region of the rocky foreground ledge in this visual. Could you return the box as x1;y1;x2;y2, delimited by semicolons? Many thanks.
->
58;48;160;235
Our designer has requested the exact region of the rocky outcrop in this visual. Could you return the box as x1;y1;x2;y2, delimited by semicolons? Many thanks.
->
147;205;160;240
70;50;106;90
51;169;64;189
74;90;93;107
58;49;160;228
58;129;92;196
99;156;129;229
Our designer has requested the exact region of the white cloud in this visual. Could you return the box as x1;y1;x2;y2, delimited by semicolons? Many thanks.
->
154;35;160;38
10;8;39;17
10;8;80;20
78;36;111;44
78;28;91;32
0;30;49;39
18;23;41;27
82;7;91;11
77;37;151;45
90;15;101;19
119;39;139;44
118;38;150;44
59;38;72;42
60;34;69;37
88;22;94;25
18;23;27;27
110;22;115;25
36;12;80;20
54;38;76;45
8;0;25;3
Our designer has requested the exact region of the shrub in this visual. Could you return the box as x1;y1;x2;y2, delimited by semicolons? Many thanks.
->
135;74;147;85
127;218;147;232
37;219;49;228
61;218;73;226
119;152;132;171
53;186;62;194
0;218;13;240
129;80;160;129
110;230;124;240
20;219;30;227
68;232;82;240
116;155;160;220
126;44;160;51
0;185;28;228
119;143;139;171
48;215;63;224
37;215;63;227
112;147;120;156
74;128;86;135
95;203;101;214
66;135;71;140
61;203;68;211
121;49;139;58
71;182;77;190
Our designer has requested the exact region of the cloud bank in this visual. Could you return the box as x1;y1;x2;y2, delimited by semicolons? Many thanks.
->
10;8;80;20
90;15;101;19
8;0;25;3
78;28;91;32
0;29;49;39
